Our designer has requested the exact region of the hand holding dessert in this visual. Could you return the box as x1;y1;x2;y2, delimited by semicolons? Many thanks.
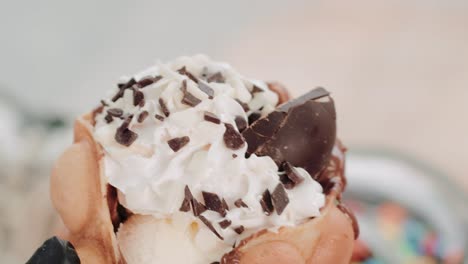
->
29;55;357;264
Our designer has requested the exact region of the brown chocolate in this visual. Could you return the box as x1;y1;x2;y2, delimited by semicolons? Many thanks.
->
104;114;113;123
204;111;221;124
137;111;149;123
133;90;145;107
218;219;232;229
158;98;170;117
181;80;201;107
155;114;165;121
248;112;261;125
233;226;245;234
198;81;215;99
178;66;198;83
234;199;248;208
207;72;225;83
259;189;274;215
223;123;245;150
199;215;223;240
167;136;190;152
234;116;247;132
203;191;226;216
242;87;336;177
137;75;162;88
271;184;289;215
251;85;263;94
235;99;250;112
113;78;136;102
280;162;304;189
107;108;123;117
115;116;138;147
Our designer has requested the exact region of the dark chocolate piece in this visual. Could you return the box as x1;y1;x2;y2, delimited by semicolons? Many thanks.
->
100;100;108;106
219;219;232;229
167;136;190;152
232;154;238;158
133;90;145;107
260;189;274;215
234;199;248;208
113;78;136;102
221;198;229;212
137;111;149;123
242;87;336;177
271;184;289;215
179;186;193;212
198;81;215;99
26;236;80;264
107;108;123;117
155;114;165;121
207;72;225;83
158;98;170;117
203;191;226;216
104;114;113;123
181;80;202;107
223;123;245;150
137;75;162;88
234;116;247;132
115;116;138;147
233;226;245;234
280;162;304;189
235;99;250;112
248;112;261;125
178;66;198;83
204;111;221;124
199;215;223;240
251;85;263;94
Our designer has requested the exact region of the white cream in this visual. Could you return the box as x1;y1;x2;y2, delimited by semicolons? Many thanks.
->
94;55;325;263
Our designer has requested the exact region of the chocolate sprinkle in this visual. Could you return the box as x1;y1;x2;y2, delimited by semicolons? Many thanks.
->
113;78;136;102
218;219;232;229
271;184;289;215
100;100;108;106
251;85;263;94
133;90;145;107
232;154;238;158
223;123;245;150
178;66;198;83
203;191;226;216
167;136;190;152
280;162;304;189
107;108;123;117
207;72;225;83
234;199;248;208
181;80;202;107
155;114;165;121
105;114;113;123
234;116;247;132
235;99;250;112
204;111;221;124
137;75;162;88
233;226;245;235
260;189;274;215
198;81;214;99
115;116;138;147
199;215;223;240
158;98;170;117
137;111;149;123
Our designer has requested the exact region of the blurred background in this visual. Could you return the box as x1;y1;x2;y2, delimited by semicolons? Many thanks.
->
0;0;467;263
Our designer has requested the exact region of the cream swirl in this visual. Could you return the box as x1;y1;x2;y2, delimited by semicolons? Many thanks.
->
93;55;325;258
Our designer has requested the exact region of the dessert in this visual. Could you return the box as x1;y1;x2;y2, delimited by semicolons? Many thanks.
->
32;55;357;263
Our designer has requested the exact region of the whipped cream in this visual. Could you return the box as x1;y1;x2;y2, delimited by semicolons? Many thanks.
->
93;55;325;262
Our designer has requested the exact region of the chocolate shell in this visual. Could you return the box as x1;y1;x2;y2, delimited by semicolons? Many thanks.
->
242;87;336;178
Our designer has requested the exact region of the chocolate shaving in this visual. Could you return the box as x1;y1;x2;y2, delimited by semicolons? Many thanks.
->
199;215;223;240
167;136;190;152
115;116;138;147
100;100;108;106
198;81;214;99
223;123;245;150
137;75;162;88
178;66;198;83
280;162;304;189
107;108;123;117
271;184;289;215
203;191;226;216
218;219;232;229
204;111;221;124
232;154;238;158
179;186;193;212
158;98;170;117
260;189;274;215
234;116;247;132
113;78;136;102
133;90;145;107
137;111;149;123
207;72;225;83
235;99;250;112
181;80;201;107
155;114;165;121
233;226;245;234
105;114;113;123
234;199;248;208
251;85;264;94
